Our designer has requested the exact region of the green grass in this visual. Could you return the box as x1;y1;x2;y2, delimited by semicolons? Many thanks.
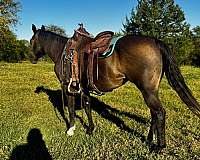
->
0;62;200;159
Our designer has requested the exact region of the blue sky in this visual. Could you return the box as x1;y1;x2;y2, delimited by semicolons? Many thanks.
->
14;0;200;40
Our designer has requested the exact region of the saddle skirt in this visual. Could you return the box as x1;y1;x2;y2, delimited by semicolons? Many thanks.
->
98;35;123;59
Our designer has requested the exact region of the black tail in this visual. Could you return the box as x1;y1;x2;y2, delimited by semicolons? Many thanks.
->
159;41;200;117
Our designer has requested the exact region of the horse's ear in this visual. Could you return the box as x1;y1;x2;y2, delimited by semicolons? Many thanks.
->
41;25;45;31
32;24;37;33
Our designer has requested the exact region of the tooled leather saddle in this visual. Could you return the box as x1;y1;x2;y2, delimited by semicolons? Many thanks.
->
65;24;114;95
85;31;114;94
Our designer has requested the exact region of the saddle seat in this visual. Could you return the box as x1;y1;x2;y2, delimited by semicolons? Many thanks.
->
84;31;114;94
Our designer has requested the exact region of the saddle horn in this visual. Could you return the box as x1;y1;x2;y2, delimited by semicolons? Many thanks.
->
78;23;84;29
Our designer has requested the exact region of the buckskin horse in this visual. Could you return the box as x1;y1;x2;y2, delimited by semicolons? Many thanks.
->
63;25;200;151
30;24;200;152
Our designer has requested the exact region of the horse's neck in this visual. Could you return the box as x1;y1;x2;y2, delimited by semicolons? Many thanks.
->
43;37;67;64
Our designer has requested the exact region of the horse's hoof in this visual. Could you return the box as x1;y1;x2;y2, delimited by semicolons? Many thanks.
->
66;125;76;136
149;144;166;154
86;126;94;135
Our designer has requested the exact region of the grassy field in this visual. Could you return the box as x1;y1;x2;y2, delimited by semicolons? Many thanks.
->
0;62;200;160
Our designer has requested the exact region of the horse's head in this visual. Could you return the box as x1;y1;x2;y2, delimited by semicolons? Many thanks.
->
30;24;46;64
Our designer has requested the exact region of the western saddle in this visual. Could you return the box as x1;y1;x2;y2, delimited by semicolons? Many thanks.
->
65;24;114;95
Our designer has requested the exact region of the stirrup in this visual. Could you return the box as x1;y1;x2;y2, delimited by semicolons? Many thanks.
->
67;78;81;94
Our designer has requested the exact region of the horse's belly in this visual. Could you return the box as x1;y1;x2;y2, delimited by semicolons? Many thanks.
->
94;68;126;92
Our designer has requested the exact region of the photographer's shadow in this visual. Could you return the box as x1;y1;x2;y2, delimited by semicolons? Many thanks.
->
10;128;52;160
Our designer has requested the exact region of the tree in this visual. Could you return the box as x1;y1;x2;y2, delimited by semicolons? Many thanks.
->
190;26;200;66
0;0;26;62
122;0;194;65
0;0;21;28
0;28;30;62
0;27;18;62
16;39;31;61
46;24;67;37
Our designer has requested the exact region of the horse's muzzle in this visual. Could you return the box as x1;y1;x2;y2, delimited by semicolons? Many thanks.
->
30;58;38;64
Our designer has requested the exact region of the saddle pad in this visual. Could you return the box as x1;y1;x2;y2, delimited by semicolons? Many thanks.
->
98;36;123;59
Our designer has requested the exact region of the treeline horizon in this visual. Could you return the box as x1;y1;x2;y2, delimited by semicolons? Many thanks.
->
0;0;199;66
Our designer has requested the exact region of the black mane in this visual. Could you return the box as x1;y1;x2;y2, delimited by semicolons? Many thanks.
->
38;29;68;44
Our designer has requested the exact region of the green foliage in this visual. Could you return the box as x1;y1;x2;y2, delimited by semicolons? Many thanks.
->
16;39;31;60
122;0;194;65
0;62;200;159
0;27;18;62
0;27;30;62
172;28;195;65
0;1;31;62
123;0;186;38
46;24;67;37
114;31;124;37
0;0;21;27
190;26;200;67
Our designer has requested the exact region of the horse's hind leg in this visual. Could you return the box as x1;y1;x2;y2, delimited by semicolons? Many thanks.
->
142;90;166;151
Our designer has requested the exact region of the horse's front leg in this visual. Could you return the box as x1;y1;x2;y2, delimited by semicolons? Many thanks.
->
66;94;76;136
83;94;94;134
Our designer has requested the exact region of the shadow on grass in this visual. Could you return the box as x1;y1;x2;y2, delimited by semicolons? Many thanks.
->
34;86;149;142
9;128;52;160
34;86;70;128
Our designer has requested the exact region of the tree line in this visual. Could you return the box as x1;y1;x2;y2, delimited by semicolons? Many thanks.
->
0;0;199;66
123;0;200;66
0;0;28;62
0;0;67;63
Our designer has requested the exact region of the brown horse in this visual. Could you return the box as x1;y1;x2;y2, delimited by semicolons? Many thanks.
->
65;25;200;151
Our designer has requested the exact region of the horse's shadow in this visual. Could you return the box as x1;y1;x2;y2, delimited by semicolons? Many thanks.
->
34;86;149;142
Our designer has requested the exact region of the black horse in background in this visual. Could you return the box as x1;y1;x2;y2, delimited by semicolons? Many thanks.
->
30;24;200;152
